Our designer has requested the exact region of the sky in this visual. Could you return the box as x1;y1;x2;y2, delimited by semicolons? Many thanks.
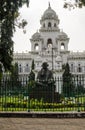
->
13;0;85;53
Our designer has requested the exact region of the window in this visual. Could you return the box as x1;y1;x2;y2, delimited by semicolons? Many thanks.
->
77;64;82;72
84;65;85;72
18;64;22;73
43;23;45;27
54;23;56;27
57;62;60;69
70;64;74;72
48;22;51;27
34;43;39;51
47;39;52;48
25;64;29;72
61;43;65;50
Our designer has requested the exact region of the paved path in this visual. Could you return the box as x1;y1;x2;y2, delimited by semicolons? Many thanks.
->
0;118;85;130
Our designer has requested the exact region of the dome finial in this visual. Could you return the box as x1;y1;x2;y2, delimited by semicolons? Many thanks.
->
48;2;51;8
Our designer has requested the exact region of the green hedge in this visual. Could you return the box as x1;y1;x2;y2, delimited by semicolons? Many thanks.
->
3;102;27;108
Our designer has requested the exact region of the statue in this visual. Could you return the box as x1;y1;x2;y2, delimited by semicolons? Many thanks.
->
30;62;60;103
37;62;53;81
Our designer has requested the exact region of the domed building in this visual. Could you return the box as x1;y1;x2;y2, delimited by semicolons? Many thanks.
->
14;4;85;93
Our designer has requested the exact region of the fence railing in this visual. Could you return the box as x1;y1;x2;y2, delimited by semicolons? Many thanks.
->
0;75;85;112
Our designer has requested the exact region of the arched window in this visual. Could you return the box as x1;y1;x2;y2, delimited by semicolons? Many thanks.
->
77;64;82;72
18;64;22;73
34;43;39;51
48;22;51;27
54;23;56;27
47;38;52;48
61;43;65;50
57;62;60;69
43;23;45;27
25;64;29;72
84;65;85;72
70;64;74;72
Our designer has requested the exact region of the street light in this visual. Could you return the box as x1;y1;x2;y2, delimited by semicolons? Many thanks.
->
52;46;54;71
48;43;54;71
48;43;55;103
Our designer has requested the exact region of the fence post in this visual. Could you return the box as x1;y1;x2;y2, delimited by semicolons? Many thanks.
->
77;75;80;112
28;85;30;112
5;80;7;111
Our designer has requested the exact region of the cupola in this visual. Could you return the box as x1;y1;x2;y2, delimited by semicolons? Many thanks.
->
40;3;60;31
32;32;41;41
58;31;68;40
41;3;58;21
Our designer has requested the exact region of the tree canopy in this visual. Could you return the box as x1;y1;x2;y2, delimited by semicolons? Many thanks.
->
64;0;85;9
0;0;29;71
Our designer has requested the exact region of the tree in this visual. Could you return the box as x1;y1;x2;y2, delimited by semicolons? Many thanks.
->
64;0;85;9
0;63;21;95
8;63;21;92
31;59;35;71
0;0;29;72
28;60;35;94
10;63;19;82
0;63;3;80
29;60;35;81
62;63;75;97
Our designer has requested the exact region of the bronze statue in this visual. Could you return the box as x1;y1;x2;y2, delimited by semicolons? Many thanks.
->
30;62;60;103
37;62;53;80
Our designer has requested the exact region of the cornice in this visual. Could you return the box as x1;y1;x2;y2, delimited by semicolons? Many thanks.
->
39;28;59;32
30;38;43;42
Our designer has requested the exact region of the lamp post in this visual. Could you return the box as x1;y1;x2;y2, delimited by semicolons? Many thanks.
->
42;44;55;103
52;46;54;71
50;44;55;103
47;43;54;71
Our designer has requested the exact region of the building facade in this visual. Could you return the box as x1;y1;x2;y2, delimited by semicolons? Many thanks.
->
13;4;85;92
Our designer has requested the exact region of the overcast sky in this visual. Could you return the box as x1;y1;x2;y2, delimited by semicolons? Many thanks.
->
13;0;85;53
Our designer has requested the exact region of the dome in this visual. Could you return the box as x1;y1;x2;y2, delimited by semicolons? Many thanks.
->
32;32;41;40
58;31;68;39
41;3;58;21
56;55;62;62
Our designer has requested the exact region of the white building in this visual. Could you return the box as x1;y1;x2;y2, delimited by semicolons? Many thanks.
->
13;4;85;92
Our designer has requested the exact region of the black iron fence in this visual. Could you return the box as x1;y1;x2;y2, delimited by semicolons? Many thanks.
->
0;75;85;112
